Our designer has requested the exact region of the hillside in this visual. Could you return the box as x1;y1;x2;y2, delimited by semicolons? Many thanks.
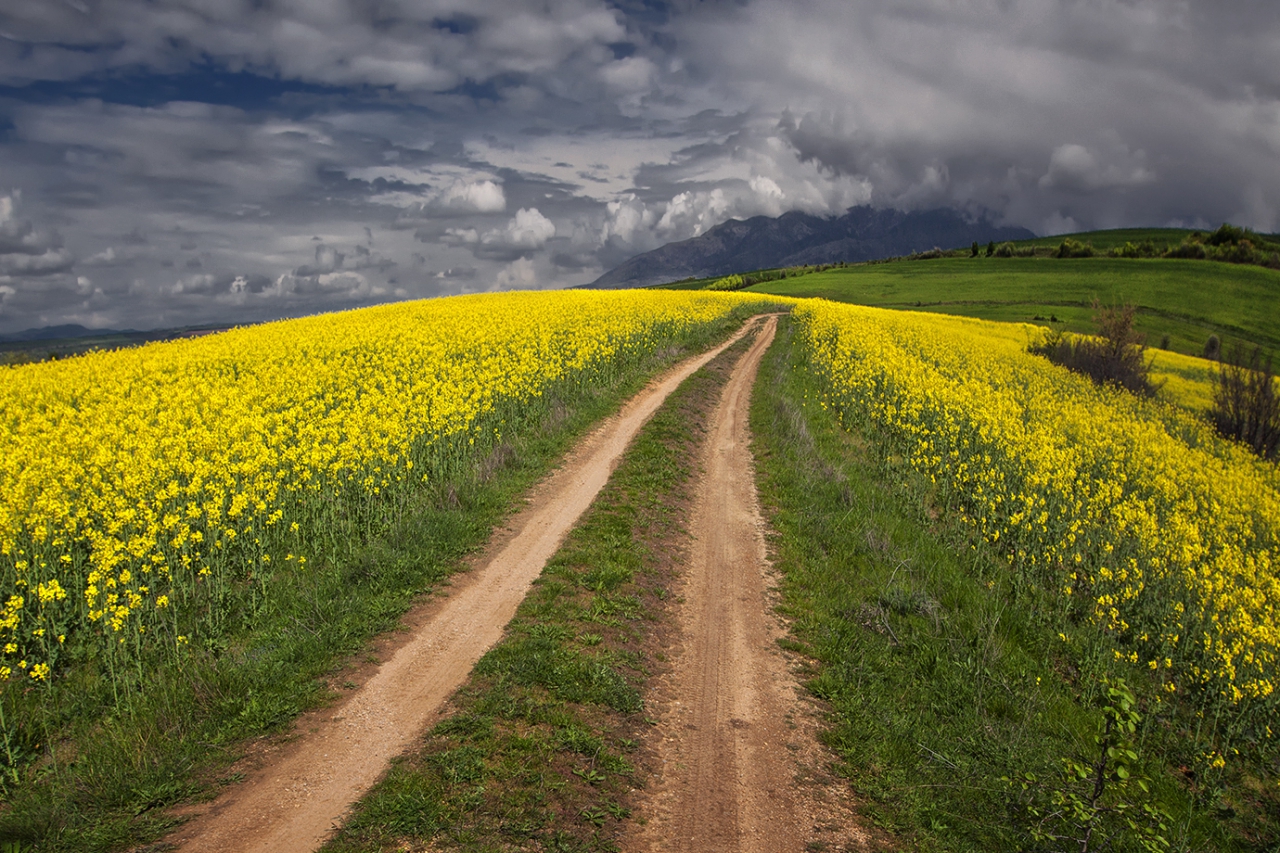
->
591;206;1034;288
737;241;1280;358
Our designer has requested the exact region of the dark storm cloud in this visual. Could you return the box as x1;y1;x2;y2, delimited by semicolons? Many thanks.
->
0;0;1276;332
687;0;1280;233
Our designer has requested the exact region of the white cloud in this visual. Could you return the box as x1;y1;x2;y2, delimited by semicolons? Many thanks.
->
443;228;480;246
368;177;506;215
439;180;507;213
480;208;557;255
749;175;784;203
601;194;657;246
494;257;538;289
0;248;74;277
84;247;118;265
1039;144;1155;191
601;56;657;94
656;189;732;237
0;0;635;93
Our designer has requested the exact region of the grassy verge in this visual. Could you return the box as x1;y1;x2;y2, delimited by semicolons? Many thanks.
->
0;310;763;853
750;317;1274;852
323;323;755;852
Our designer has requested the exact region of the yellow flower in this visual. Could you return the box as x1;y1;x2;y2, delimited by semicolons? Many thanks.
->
0;290;786;686
794;300;1280;716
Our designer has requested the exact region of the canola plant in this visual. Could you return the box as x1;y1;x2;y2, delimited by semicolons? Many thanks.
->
795;301;1279;747
0;290;775;688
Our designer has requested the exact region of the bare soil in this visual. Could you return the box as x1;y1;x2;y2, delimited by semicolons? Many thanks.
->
165;318;766;853
625;314;874;853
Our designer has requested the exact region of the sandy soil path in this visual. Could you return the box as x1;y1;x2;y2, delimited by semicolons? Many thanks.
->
167;317;767;853
627;314;867;853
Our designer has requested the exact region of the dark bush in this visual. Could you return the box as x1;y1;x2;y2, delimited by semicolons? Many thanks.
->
1029;301;1156;396
1204;334;1221;360
1217;239;1262;265
1211;346;1280;460
971;241;980;257
1206;223;1248;247
1165;240;1207;260
986;240;995;257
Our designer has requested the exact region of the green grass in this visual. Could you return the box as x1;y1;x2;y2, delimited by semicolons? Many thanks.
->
324;324;753;852
746;257;1280;357
0;310;763;853
749;317;1276;852
1015;228;1198;251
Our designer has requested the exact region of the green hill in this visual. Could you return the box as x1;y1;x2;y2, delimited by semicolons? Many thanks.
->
1015;227;1195;251
740;249;1280;358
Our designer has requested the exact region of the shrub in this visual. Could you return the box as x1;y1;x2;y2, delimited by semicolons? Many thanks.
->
705;274;745;291
1053;237;1095;258
1206;222;1248;247
1217;239;1262;265
1009;678;1172;853
1164;240;1207;260
1204;334;1221;360
1029;301;1156;396
1164;223;1280;268
1211;346;1280;460
1109;240;1163;259
986;240;995;257
994;241;1016;258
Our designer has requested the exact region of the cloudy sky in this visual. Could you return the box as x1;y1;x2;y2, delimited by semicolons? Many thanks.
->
0;0;1277;333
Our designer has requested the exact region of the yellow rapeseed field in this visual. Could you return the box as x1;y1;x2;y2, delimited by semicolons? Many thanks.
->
0;290;774;687
796;301;1280;734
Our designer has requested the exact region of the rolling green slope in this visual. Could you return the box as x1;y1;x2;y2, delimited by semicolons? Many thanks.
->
745;257;1280;356
1015;227;1195;251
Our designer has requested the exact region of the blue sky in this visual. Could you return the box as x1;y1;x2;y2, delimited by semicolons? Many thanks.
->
0;0;1277;333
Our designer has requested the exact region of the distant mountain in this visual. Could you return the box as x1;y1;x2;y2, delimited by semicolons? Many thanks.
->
591;206;1036;288
0;324;134;344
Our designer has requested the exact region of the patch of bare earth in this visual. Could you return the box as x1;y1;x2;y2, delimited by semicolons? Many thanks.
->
626;314;877;853
163;317;767;853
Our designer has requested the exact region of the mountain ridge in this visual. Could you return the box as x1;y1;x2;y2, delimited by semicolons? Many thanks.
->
0;323;136;344
590;205;1036;288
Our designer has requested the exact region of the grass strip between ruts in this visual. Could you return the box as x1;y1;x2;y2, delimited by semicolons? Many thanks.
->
748;316;1275;852
322;321;758;853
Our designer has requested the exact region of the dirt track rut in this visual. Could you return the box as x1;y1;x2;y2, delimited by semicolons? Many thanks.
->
627;314;867;852
168;317;767;853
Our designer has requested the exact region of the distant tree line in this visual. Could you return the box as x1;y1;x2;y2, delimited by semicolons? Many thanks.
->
981;223;1280;270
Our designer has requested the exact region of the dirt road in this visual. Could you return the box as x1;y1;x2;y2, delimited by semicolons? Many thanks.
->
168;317;768;853
627;314;867;853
